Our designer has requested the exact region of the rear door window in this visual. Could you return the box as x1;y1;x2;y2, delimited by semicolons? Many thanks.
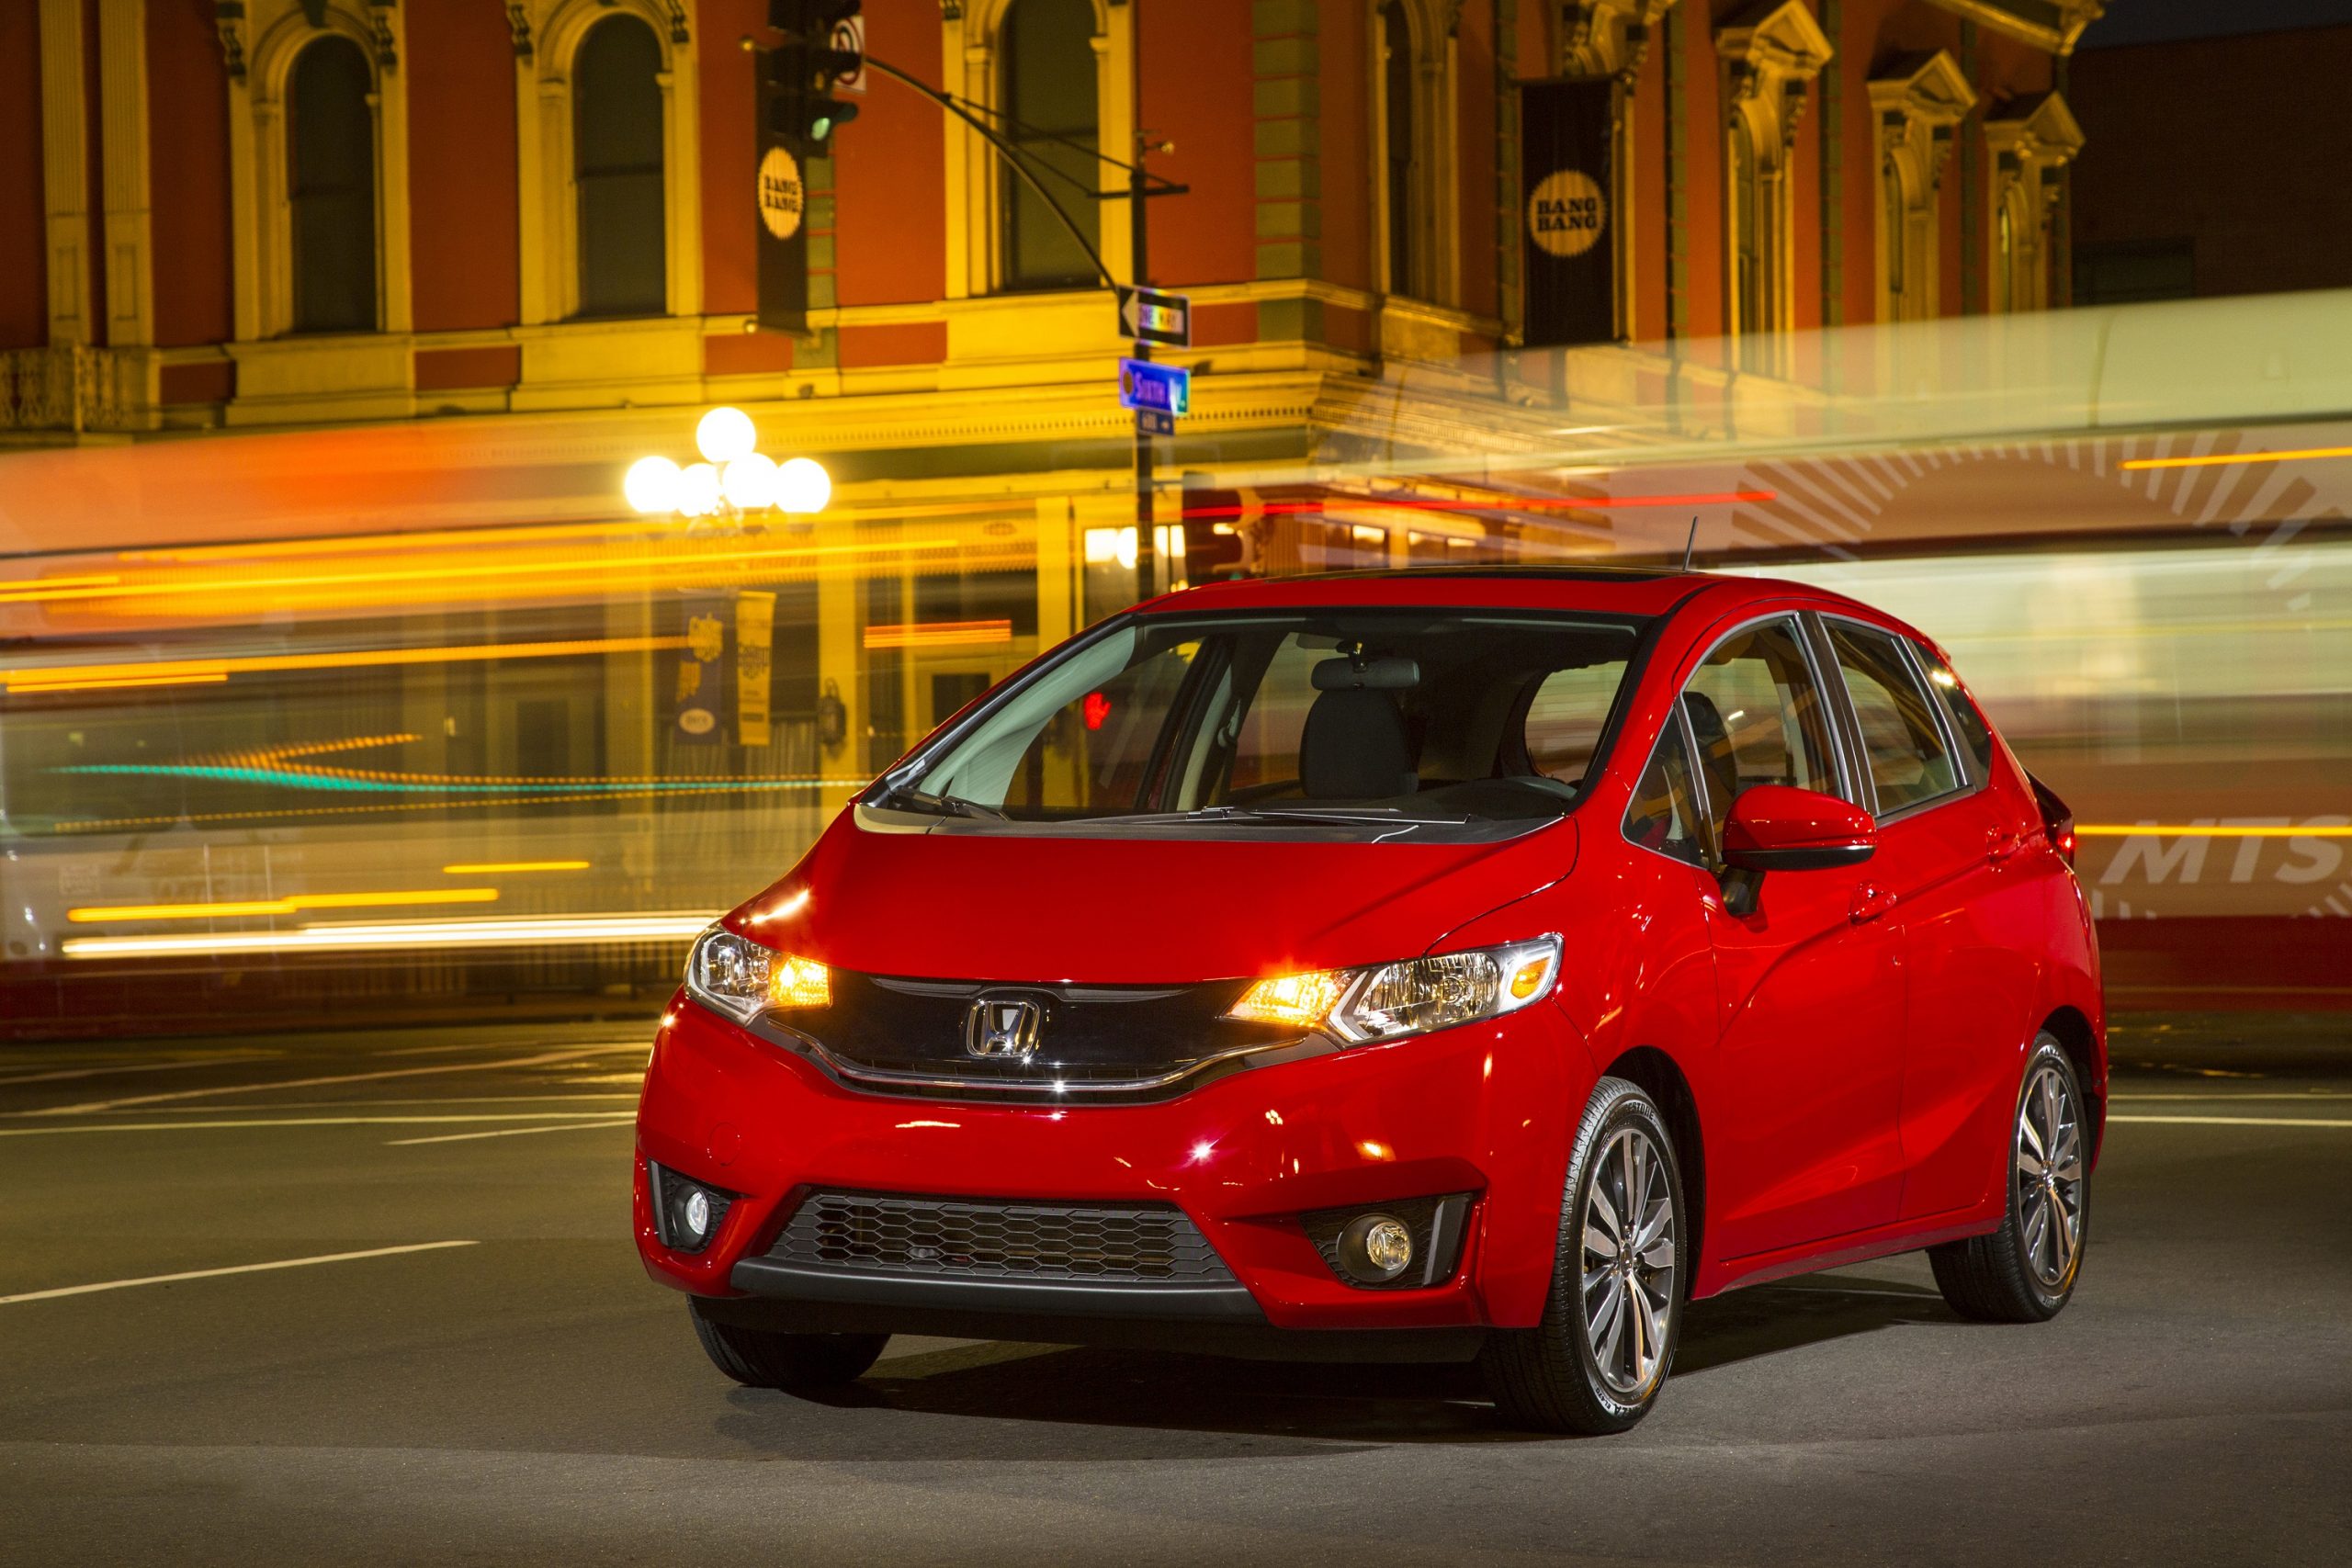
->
1826;621;1962;813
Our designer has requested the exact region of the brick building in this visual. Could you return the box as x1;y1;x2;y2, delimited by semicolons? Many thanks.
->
4;0;2096;449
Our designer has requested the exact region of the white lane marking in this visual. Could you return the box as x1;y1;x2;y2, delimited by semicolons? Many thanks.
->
0;1052;278;1087
379;1039;650;1058
88;1093;640;1114
24;1047;609;1117
387;1119;637;1146
0;1241;478;1306
2111;1092;2352;1101
2109;1114;2352;1129
0;1113;643;1138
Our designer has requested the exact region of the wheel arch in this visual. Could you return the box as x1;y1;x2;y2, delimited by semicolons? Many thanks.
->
1600;1045;1707;1290
2038;1005;2107;1168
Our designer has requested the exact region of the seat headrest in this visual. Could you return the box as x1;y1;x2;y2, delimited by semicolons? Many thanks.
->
1311;656;1420;692
1299;687;1417;799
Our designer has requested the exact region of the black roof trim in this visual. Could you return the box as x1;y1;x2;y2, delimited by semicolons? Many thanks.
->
1283;564;1688;584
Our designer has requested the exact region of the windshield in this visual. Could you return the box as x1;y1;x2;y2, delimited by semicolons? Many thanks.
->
875;610;1645;838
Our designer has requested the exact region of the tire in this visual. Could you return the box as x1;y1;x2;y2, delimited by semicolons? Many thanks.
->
1481;1077;1688;1435
689;1304;889;1392
1929;1035;2090;1324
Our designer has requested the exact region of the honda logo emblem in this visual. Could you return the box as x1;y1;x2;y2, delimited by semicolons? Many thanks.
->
963;995;1045;1061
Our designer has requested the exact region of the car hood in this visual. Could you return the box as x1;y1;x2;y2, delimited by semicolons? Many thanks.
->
727;812;1578;985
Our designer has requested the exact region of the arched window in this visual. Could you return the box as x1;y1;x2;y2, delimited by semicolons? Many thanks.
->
1379;0;1416;294
288;35;377;333
574;14;668;318
1001;0;1100;292
1883;155;1908;308
1731;120;1764;346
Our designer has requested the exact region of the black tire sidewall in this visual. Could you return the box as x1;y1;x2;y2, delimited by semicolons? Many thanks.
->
2007;1037;2088;1314
1563;1085;1686;1424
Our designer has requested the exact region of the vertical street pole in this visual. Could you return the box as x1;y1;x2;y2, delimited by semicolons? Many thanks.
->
1131;148;1156;601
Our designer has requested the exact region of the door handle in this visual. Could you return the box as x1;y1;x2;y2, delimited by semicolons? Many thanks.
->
1985;825;2030;864
1849;884;1897;923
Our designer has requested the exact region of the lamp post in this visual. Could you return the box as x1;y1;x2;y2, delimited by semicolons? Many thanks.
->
622;408;834;755
624;406;831;532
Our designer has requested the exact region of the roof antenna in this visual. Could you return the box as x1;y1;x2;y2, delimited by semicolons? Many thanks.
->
1680;516;1699;572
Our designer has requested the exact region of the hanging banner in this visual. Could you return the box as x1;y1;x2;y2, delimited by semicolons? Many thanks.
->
673;597;729;745
755;59;810;336
736;590;775;749
1521;79;1616;347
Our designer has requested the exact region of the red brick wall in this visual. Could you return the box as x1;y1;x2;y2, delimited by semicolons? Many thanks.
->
405;0;519;333
832;0;947;307
146;0;232;347
1140;0;1255;289
0;0;45;349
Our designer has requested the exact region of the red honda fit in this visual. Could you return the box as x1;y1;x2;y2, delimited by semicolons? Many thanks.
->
635;566;2103;1433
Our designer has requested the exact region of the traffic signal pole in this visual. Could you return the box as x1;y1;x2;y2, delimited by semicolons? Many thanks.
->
1130;152;1155;601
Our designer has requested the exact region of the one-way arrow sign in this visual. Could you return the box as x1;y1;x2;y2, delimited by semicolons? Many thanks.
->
1117;285;1192;349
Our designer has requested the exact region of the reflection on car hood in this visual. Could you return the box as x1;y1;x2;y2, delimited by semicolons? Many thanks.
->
727;812;1579;985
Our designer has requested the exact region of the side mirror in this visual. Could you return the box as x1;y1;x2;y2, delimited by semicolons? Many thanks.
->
1715;786;1875;917
1723;785;1877;872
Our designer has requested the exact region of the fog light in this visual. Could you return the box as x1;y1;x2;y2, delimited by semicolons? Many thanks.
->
650;1163;733;1255
1339;1213;1416;1282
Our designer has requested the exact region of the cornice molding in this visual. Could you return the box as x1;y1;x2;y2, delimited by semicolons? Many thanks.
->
1924;1;2105;56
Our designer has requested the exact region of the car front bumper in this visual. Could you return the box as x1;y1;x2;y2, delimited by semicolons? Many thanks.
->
633;991;1593;1346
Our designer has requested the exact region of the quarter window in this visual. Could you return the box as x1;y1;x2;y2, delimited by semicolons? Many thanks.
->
1827;622;1961;812
1623;719;1708;868
1923;655;1997;777
1683;616;1840;850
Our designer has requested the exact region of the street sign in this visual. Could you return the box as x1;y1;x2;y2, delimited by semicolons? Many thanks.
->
1117;285;1192;348
1118;357;1190;418
832;14;865;92
1135;408;1175;437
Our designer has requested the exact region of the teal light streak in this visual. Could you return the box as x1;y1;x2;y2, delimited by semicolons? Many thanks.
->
54;763;828;795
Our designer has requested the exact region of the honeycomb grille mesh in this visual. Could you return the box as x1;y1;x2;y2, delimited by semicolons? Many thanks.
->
771;1191;1236;1285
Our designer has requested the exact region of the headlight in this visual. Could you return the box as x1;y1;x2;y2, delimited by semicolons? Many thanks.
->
684;924;830;1023
1227;935;1561;1046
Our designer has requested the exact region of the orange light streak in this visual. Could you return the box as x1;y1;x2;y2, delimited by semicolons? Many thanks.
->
2119;445;2352;471
6;673;230;695
440;861;592;874
5;637;686;694
863;619;1015;650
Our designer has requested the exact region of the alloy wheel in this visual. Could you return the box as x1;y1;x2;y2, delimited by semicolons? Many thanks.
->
1579;1124;1677;1398
2015;1060;2086;1290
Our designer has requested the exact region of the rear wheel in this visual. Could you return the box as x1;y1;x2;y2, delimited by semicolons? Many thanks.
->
689;1304;888;1392
1481;1077;1686;1434
1929;1035;2090;1323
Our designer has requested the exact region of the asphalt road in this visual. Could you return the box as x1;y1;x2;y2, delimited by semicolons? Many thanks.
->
1;1014;2346;1567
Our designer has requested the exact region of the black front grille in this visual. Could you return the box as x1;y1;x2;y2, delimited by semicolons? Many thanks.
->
769;1190;1238;1286
764;971;1302;1099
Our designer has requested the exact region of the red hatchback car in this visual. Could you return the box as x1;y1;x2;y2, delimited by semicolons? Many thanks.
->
634;567;2102;1433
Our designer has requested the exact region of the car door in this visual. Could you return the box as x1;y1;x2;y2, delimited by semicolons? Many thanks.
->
1683;614;1908;1261
1813;617;2044;1222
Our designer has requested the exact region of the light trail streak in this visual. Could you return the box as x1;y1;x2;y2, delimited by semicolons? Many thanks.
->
4;636;687;694
863;618;1014;649
2075;825;2352;838
60;912;718;959
67;888;501;923
440;861;591;874
2119;445;2352;471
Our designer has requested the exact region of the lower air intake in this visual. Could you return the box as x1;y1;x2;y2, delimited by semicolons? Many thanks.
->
770;1190;1237;1286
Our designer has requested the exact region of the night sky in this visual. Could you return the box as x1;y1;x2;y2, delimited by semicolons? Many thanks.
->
2079;0;2352;47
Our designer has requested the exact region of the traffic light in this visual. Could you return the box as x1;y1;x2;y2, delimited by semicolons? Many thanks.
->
766;1;863;149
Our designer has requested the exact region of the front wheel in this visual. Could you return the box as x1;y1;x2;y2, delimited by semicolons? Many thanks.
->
1481;1077;1687;1434
1929;1035;2090;1323
689;1303;888;1392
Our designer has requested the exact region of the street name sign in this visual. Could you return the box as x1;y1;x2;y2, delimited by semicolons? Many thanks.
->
1118;358;1190;418
1135;408;1176;437
1117;286;1192;348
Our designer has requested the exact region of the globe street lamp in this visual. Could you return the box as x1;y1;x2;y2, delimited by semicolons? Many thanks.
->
625;407;830;531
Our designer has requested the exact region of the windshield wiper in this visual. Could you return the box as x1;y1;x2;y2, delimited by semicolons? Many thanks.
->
1181;804;1475;828
875;784;1006;820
